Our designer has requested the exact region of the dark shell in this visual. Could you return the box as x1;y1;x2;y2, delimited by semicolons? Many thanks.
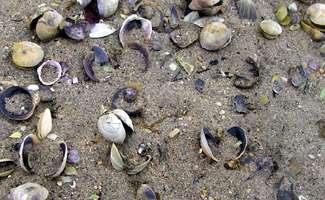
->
128;42;151;72
0;159;16;177
39;86;54;102
233;75;257;89
123;87;138;103
233;95;248;114
83;52;98;81
111;87;143;117
288;66;308;88
227;127;247;160
277;176;298;200
0;86;35;121
91;46;109;66
68;148;80;165
195;79;205;93
65;21;90;41
203;127;220;145
19;134;39;172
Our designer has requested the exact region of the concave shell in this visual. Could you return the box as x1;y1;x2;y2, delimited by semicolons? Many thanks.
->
110;143;125;171
200;22;232;51
189;0;221;10
127;155;152;175
89;22;117;38
19;134;40;173
36;9;64;41
0;86;36;121
97;0;119;18
200;127;220;162
37;108;52;139
65;21;90;41
111;109;134;131
227;127;247;160
37;60;62;86
136;184;157;200
0;158;16;177
51;141;68;178
7;183;49;200
259;20;282;39
306;3;325;32
119;14;153;48
11;41;44;68
98;113;126;144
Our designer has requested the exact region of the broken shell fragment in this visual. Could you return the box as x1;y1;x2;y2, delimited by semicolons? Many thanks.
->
19;134;39;173
7;182;49;200
128;42;151;71
119;14;153;48
239;0;257;21
37;108;52;139
98;113;126;144
0;158;16;177
65;21;90;41
110;143;125;171
288;66;308;88
259;20;282;39
37;60;62;86
0;86;36;121
28;6;52;29
11;41;44;68
89;22;117;38
127;155;152;175
233;95;249;114
227;126;247;160
272;75;288;95
200;22;232;51
97;0;119;18
277;176;298;200
200;127;220;162
136;184;157;200
36;9;64;41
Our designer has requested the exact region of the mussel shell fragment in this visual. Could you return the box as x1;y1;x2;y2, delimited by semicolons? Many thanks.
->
110;143;125;171
227;127;247;160
200;127;220;162
65;21;90;41
0;158;16;177
277;176;298;200
136;184;157;200
233;95;249;114
83;52;98;81
0;86;36;121
119;14;153;48
7;182;49;200
233;75;257;89
127;155;152;175
19;134;39;173
11;41;44;68
111;87;144;116
37;60;62;86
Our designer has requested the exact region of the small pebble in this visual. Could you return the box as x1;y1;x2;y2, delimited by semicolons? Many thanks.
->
169;62;178;71
216;102;222;106
219;110;226;115
308;154;315;160
68;149;80;164
168;128;180;138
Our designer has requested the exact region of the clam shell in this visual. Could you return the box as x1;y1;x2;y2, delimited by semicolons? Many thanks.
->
11;41;44;68
97;0;119;18
98;113;126;143
200;128;219;162
37;60;62;86
111;109;134;131
36;9;63;41
89;22;116;38
136;184;157;200
19;134;39;173
37;108;52;139
110;143;125;171
7;183;49;200
127;155;152;175
307;3;325;28
259;19;282;39
0;158;16;178
28;6;52;29
200;22;232;51
119;14;152;48
189;0;221;10
51;141;68;178
227;127;248;160
77;0;92;8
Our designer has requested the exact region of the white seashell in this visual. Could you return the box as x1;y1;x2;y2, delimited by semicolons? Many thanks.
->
98;113;126;143
110;143;125;171
89;22;117;38
111;109;134;131
7;183;49;200
37;108;52;139
77;0;92;8
200;128;218;162
97;0;119;18
37;60;62;86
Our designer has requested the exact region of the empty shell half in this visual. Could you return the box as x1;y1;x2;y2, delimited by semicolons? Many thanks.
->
37;108;52;139
7;182;49;200
37;60;62;86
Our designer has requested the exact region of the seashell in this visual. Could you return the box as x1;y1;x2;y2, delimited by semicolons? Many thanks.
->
28;6;52;30
272;75;288;95
195;79;205;93
170;5;180;28
7;183;49;200
119;14;152;48
83;52;98;81
189;0;221;11
306;3;325;32
200;127;220;162
36;9;64;41
136;184;157;200
276;6;292;26
233;75;257;89
11;41;44;68
128;42;151;71
110;143;125;171
259;19;282;39
175;56;195;75
239;0;257;21
277;176;298;200
123;87;138;103
0;86;37;121
19;134;39;173
193;16;224;28
0;158;16;178
227;127;247;160
37;108;52;139
233;95;249;114
170;23;200;48
200;22;232;51
51;141;68;178
98;113;126;143
65;21;90;41
127;155;152;175
137;143;151;156
288;66;308;88
183;11;200;23
97;0;119;18
37;60;62;86
92;46;109;66
68;149;80;165
77;0;92;8
111;109;134;131
89;22;116;38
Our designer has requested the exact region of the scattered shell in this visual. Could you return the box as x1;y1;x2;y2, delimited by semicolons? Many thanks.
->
37;60;62;86
37;108;52;139
200;22;232;51
306;3;325;32
97;0;119;17
227;127;247;160
183;11;200;23
19;134;39;173
176;56;195;75
28;6;52;29
51;141;68;178
276;6;292;26
68;149;80;164
122;87;138;103
36;9;64;41
233;95;249;114
170;23;200;48
233;75;258;89
7;183;49;200
195;79;205;93
137;143;151;157
136;184;157;200
127;155;152;175
65;21;90;41
288;66;308;88
119;14;153;48
110;143;125;171
200;127;220;162
64;166;78;176
239;0;257;21
189;0;221;11
0;158;16;177
288;3;298;13
92;46;109;66
193;16;225;27
9;131;23;139
259;20;282;39
0;86;36;121
89;22;117;38
272;75;287;95
98;113;126;144
11;41;44;68
111;109;134;131
170;5;180;28
277;176;298;200
128;42;151;71
77;0;92;8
